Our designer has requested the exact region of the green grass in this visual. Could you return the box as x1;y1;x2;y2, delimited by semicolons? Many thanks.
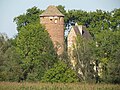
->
0;82;119;90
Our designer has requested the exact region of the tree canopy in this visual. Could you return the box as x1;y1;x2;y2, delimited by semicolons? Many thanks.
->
15;23;57;81
0;6;120;84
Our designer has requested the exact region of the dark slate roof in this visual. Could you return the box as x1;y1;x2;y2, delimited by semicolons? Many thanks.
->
82;29;92;40
73;26;92;40
40;5;64;17
73;26;80;35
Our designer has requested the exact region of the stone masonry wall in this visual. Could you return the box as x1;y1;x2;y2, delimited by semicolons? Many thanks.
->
40;16;64;55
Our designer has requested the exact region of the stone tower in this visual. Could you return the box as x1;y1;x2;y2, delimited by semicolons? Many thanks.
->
40;5;64;55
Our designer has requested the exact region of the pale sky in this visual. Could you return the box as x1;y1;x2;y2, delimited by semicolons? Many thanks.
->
0;0;120;38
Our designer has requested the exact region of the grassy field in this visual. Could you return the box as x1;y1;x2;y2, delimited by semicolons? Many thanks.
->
0;82;120;90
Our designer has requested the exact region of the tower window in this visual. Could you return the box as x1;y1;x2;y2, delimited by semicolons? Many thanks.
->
49;17;53;21
55;19;57;23
60;17;62;21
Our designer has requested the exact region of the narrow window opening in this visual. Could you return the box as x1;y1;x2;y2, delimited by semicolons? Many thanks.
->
55;19;57;23
49;17;53;21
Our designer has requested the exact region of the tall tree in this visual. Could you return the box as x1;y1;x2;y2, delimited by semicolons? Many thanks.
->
0;33;9;81
13;6;58;81
15;23;57;81
0;33;21;81
93;30;120;83
73;36;95;82
14;6;43;32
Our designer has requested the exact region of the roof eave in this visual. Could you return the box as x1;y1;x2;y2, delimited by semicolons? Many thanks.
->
40;15;64;17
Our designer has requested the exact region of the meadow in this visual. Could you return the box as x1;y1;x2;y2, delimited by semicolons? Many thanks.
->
0;82;120;90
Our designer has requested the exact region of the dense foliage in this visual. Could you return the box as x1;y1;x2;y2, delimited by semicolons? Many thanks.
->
0;6;120;84
73;36;95;83
62;7;120;84
16;24;57;81
42;61;78;83
0;7;57;82
0;34;21;81
14;6;43;31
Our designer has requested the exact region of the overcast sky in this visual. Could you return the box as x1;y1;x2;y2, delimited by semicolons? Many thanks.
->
0;0;120;38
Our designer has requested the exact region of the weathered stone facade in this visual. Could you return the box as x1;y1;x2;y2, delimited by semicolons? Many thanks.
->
40;5;64;55
67;23;91;67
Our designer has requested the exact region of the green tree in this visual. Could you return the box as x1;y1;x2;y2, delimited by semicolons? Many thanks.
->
93;30;120;83
14;6;43;32
0;33;9;67
0;33;22;82
110;9;120;30
0;33;9;81
107;49;120;84
15;23;57;81
42;61;78;83
2;46;22;82
13;6;58;81
73;36;95;82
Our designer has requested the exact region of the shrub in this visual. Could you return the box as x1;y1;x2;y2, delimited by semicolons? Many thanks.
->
42;61;78;83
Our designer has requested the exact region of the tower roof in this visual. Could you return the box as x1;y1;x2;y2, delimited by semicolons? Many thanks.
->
40;5;64;17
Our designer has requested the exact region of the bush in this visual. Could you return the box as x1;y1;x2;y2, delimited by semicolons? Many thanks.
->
42;61;78;83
